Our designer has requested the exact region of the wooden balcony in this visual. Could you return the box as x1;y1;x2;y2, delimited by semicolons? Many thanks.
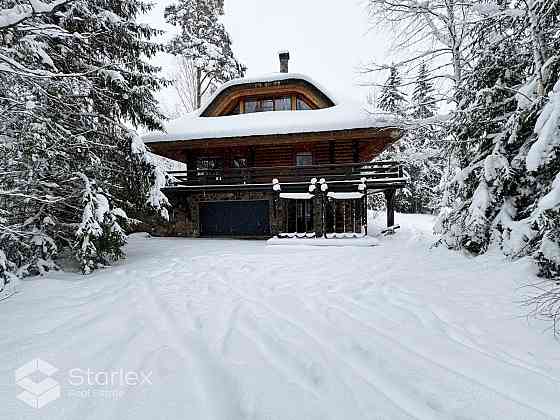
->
165;161;407;193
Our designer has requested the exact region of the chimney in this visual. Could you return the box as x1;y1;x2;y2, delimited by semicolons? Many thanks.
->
279;51;290;73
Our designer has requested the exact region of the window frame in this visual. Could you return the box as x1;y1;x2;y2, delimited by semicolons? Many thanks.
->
295;152;313;167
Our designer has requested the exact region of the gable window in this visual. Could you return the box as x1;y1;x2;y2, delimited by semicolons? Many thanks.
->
296;152;313;167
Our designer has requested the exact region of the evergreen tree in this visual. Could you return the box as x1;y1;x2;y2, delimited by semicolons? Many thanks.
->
165;0;246;109
377;64;443;214
411;63;437;119
0;0;170;278
435;0;560;331
378;65;406;114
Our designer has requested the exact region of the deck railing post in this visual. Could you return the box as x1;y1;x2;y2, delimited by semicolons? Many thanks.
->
384;189;396;228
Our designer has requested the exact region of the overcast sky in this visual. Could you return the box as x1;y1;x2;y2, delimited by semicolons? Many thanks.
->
144;0;391;112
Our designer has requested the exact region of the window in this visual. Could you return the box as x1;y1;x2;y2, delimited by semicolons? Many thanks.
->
197;157;223;173
261;99;274;112
274;96;291;111
296;152;313;167
197;157;223;181
245;99;258;113
233;95;314;115
296;98;312;110
241;96;292;114
232;157;248;168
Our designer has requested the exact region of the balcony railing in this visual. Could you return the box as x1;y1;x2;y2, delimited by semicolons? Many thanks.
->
167;161;406;189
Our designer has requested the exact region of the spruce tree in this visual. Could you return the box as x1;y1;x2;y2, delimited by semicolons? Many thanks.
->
412;63;437;119
436;0;560;292
378;66;406;114
0;0;170;278
165;0;246;108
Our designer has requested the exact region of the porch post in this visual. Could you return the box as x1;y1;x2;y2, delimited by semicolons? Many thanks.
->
363;194;368;236
384;189;396;228
321;194;326;238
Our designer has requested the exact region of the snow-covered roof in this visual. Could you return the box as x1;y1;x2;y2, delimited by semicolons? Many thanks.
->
143;73;400;144
199;72;339;114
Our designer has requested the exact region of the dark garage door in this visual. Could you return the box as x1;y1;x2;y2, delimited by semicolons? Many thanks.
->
199;201;270;236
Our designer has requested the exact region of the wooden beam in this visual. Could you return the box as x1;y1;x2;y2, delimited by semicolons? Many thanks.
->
147;127;402;153
384;189;396;228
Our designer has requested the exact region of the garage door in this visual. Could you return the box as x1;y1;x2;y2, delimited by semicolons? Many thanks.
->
199;200;270;236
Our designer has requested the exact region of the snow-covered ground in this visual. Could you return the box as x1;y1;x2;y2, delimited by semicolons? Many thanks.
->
1;213;559;419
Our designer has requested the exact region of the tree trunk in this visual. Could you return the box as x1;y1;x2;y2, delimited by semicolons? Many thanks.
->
196;67;202;109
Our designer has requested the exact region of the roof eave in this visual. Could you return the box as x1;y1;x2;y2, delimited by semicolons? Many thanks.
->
144;126;403;149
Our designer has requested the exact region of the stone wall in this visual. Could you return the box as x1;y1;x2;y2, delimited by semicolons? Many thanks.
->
151;191;366;238
153;191;283;237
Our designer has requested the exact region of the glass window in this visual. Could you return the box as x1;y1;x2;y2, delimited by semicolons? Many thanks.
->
197;157;223;171
241;96;309;114
274;96;291;111
296;97;312;110
296;152;313;167
244;99;258;113
232;157;248;168
261;99;274;112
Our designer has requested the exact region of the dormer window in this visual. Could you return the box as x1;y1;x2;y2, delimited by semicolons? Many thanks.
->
244;96;289;113
227;95;315;115
274;97;291;111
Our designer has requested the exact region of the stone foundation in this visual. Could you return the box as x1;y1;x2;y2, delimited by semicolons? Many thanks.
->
152;191;367;238
153;191;283;237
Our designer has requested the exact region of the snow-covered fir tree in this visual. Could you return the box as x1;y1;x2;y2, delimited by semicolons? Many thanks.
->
165;0;246;109
434;0;560;329
378;65;406;115
376;64;444;214
0;0;169;279
412;63;437;119
405;64;444;213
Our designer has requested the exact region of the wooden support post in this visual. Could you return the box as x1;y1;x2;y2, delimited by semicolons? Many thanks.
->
322;195;326;238
384;189;396;228
363;194;368;237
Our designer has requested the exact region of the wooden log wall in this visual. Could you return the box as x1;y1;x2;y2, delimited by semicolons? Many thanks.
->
175;140;366;169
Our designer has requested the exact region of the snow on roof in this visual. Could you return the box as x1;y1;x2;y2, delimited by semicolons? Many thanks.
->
200;72;339;114
142;73;400;144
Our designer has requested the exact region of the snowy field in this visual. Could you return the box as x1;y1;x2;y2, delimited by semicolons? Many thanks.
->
1;213;559;420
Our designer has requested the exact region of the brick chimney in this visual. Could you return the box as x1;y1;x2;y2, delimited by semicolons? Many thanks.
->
279;51;290;73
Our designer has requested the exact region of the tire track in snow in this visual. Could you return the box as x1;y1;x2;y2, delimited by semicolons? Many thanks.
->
138;273;247;420
317;296;557;419
199;262;434;420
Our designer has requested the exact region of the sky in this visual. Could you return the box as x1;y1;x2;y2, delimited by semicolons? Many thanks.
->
144;0;392;113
